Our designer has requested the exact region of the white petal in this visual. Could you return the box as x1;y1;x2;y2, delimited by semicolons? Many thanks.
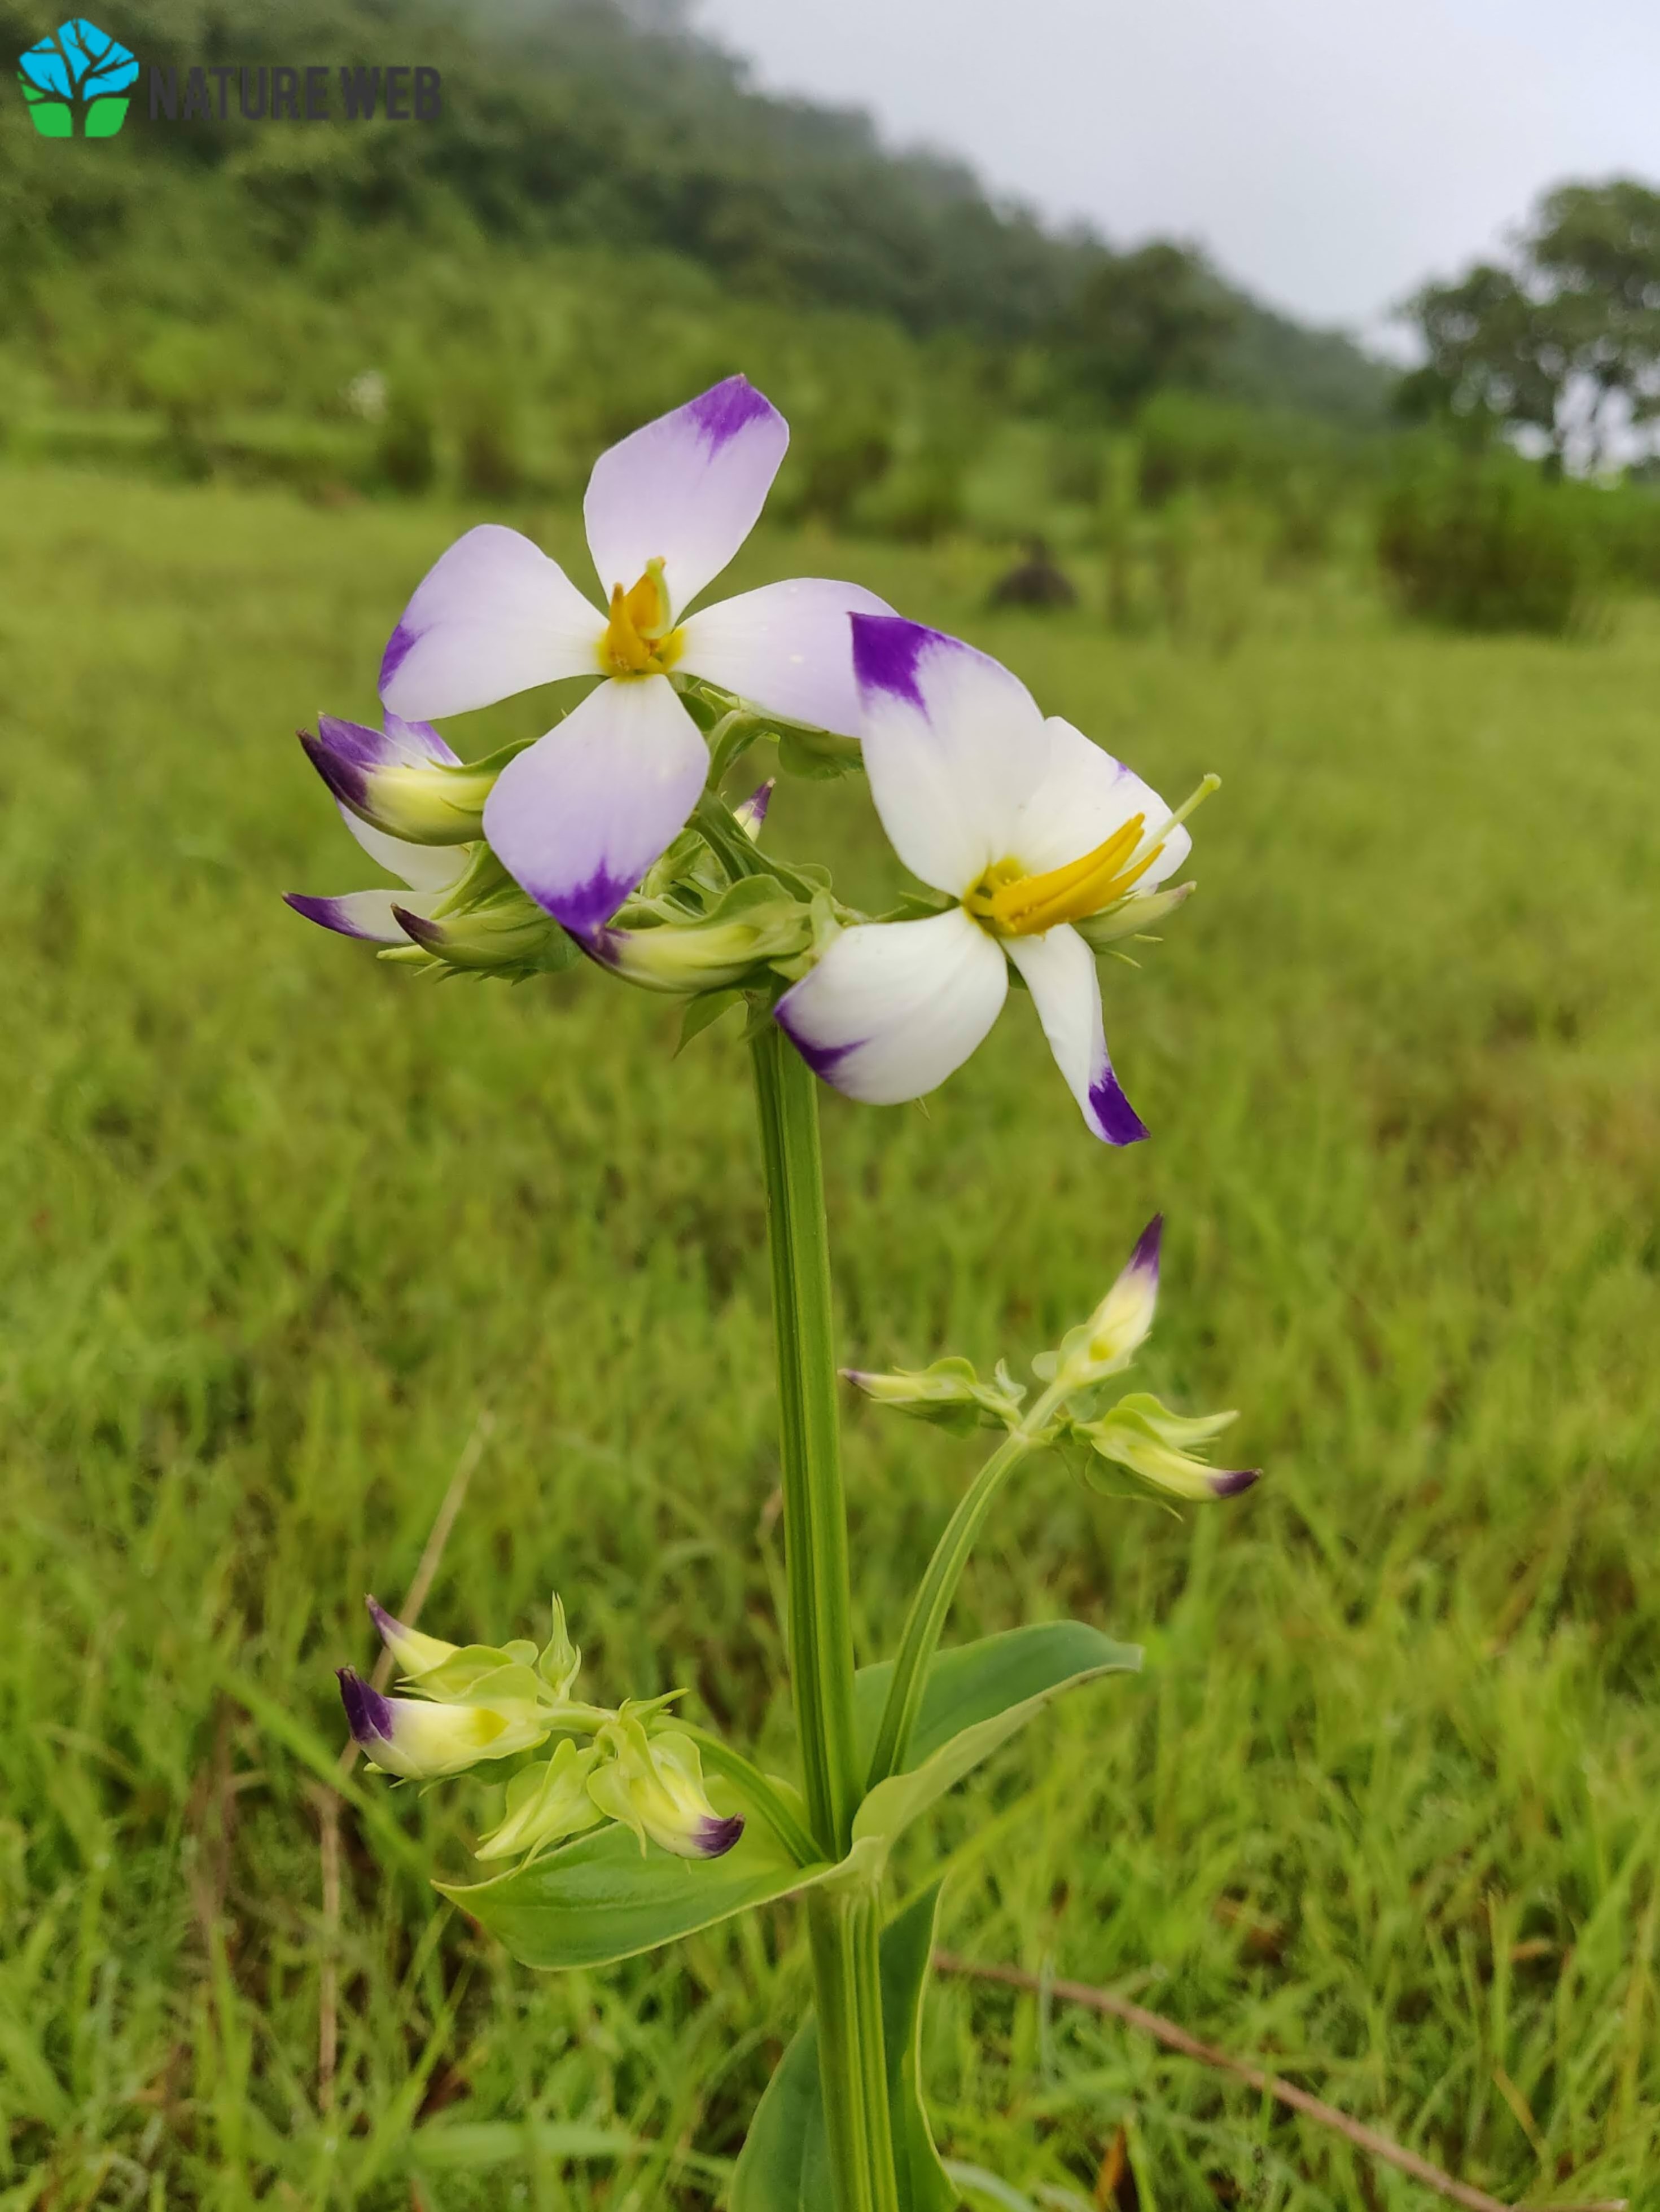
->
677;577;891;734
583;377;788;619
482;676;709;933
1005;925;1148;1146
284;888;443;945
379;526;603;721
775;910;1006;1105
336;802;468;893
1012;718;1192;886
851;617;1050;896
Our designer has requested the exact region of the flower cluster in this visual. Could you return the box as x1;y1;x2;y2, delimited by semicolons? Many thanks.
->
339;1595;743;1862
288;374;1217;1146
849;1215;1261;1502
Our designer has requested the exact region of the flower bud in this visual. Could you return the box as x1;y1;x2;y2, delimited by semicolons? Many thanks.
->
582;876;814;996
733;779;774;840
586;1714;744;1859
843;1355;1025;1435
365;1595;457;1680
475;1737;604;1862
537;1594;582;1702
1035;1215;1161;1391
336;1667;551;1779
393;886;575;975
300;716;527;848
1072;1392;1259;1502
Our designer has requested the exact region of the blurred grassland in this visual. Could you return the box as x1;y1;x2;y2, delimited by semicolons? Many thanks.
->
0;463;1657;2210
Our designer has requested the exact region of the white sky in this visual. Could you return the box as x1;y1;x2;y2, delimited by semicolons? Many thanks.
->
692;0;1660;343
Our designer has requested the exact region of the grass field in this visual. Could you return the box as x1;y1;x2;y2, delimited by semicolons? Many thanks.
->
1;463;1656;2211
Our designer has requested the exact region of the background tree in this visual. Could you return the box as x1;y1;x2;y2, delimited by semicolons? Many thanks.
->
1401;177;1660;471
1045;242;1241;420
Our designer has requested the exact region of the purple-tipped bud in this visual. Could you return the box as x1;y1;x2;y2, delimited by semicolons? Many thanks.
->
365;1596;458;1678
1209;1468;1262;1498
338;1666;396;1750
734;779;774;840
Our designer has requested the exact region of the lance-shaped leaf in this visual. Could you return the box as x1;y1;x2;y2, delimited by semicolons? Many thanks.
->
437;1804;835;1969
731;1886;955;2212
849;1622;1141;1849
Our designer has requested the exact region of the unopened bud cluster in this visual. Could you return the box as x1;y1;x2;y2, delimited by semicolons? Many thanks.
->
338;1594;743;1862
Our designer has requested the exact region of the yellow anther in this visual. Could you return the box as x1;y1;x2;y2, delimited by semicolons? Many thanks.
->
598;558;684;678
962;775;1220;940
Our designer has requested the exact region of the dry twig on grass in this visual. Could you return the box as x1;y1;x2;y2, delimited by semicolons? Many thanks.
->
931;1951;1627;2212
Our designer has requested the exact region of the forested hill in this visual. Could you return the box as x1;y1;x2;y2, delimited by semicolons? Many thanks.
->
2;0;1386;424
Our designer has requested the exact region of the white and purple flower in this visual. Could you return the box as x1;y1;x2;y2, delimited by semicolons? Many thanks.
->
336;1667;551;1780
776;618;1205;1144
286;711;472;945
375;375;888;936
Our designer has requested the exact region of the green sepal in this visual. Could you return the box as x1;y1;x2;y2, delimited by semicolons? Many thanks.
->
845;1355;1025;1436
437;1810;835;1970
676;988;744;1054
410;1648;545;1704
852;1622;1141;1836
777;725;865;782
731;1886;955;2212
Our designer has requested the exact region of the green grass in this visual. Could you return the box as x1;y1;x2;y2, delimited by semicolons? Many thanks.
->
1;463;1655;2211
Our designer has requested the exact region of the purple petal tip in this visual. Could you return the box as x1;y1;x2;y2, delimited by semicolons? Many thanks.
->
379;620;418;696
1128;1213;1163;1277
1088;1070;1150;1147
535;864;636;936
365;1596;400;1640
1210;1468;1262;1499
686;375;778;453
391;905;443;949
773;997;864;1084
300;730;369;813
850;614;935;712
694;1812;746;1858
338;1666;394;1744
741;779;774;826
284;892;371;941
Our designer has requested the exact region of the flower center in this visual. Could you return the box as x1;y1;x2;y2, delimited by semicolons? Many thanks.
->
962;775;1220;938
599;558;685;678
965;817;1155;937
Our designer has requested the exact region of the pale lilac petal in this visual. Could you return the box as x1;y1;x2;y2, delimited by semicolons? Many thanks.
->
851;617;1050;896
583;376;788;619
315;712;459;771
379;526;603;721
284;888;441;945
776;910;1006;1105
381;710;460;767
1005;924;1148;1145
677;577;891;734
337;804;469;893
483;675;709;932
1012;718;1192;887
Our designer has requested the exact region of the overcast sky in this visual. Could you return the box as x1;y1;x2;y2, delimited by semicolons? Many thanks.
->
692;0;1659;344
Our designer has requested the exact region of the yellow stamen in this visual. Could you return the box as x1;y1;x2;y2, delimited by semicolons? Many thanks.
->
598;558;685;679
964;774;1221;939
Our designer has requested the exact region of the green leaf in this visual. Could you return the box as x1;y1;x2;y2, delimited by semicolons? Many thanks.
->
437;1814;832;1969
851;1623;1140;1846
855;1621;1141;1776
731;1887;955;2212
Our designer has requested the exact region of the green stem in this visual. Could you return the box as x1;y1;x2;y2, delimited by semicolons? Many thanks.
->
751;1024;899;2212
750;1022;864;1855
866;1382;1067;1788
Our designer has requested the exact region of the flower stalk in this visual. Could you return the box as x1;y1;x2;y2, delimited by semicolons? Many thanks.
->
750;1020;899;2212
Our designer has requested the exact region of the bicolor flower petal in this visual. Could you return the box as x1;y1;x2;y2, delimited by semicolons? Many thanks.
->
775;617;1211;1143
585;1714;744;1859
298;711;509;847
336;1667;551;1780
377;376;889;931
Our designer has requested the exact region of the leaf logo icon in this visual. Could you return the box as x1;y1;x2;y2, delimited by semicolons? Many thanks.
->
17;17;137;137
